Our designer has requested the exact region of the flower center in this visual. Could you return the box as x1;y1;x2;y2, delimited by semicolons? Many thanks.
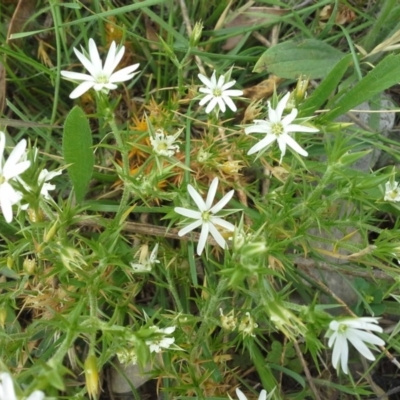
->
212;88;223;97
201;210;211;222
0;174;5;185
96;74;109;84
271;122;284;136
338;323;348;334
389;189;399;199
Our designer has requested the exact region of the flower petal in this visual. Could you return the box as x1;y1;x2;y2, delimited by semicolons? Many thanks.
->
188;184;207;211
69;81;96;99
209;223;226;249
197;222;209;255
174;207;201;219
247;134;276;155
178;219;203;236
210;189;234;213
205;178;218;209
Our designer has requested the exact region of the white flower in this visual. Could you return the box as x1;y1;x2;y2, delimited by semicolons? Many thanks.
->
198;71;243;114
38;169;62;199
0;372;45;400
325;317;385;374
61;38;140;99
130;243;160;273
234;387;267;400
146;326;176;353
150;129;181;157
384;181;400;202
174;177;235;255
0;132;31;223
244;92;319;163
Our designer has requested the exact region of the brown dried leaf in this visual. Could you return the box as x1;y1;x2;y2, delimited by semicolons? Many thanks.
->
319;4;356;25
222;7;287;50
242;75;283;101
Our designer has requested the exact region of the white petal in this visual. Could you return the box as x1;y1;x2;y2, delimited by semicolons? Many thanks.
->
198;87;213;95
221;80;236;91
247;134;276;155
199;94;213;106
178;219;203;236
209;223;226;248
0;373;17;400
109;64;140;83
205;178;218;209
74;47;98;78
348;329;385;346
217;97;227;113
222;95;237;112
347;333;376;361
174;207;201;219
210;216;235;231
103;41;118;75
69;81;95;99
60;71;95;81
235;388;248;400
26;391;45;400
258;390;267;400
283;135;308;157
275;92;291;120
4;161;30;180
205;97;218;114
4;139;26;172
88;38;103;73
285;123;319;133
244;122;272;135
224;89;243;97
210;189;234;213
198;74;213;88
0;131;5;164
197;223;209;255
0;187;14;223
188;184;207;211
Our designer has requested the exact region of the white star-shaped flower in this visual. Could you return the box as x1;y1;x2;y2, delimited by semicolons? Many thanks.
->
130;243;160;273
198;71;243;114
150;129;181;157
61;38;140;99
38;169;62;199
145;326;176;353
0;131;31;223
0;372;45;400
384;181;400;202
244;92;318;162
234;388;267;400
174;177;235;255
325;317;385;375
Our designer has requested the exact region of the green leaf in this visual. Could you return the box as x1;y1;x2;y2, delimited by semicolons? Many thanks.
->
300;54;353;115
253;39;345;79
323;53;400;121
63;106;94;203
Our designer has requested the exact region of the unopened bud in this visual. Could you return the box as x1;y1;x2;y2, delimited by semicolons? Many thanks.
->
190;21;203;47
84;354;99;399
23;257;36;274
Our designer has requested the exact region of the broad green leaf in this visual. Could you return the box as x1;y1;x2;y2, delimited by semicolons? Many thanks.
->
300;54;353;115
253;39;345;79
323;53;400;121
63;106;94;203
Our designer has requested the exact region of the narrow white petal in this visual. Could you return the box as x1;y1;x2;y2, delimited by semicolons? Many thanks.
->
283;135;308;157
26;391;45;400
327;330;337;348
199;94;213;106
277;136;287;161
0;131;5;165
4;139;26;172
285;123;319;133
88;38;103;72
103;41;118;74
235;388;247;400
223;89;243;97
198;74;213;88
205;178;218;209
174;207;201;219
216;74;225;87
205;97;218;114
244;122;272;135
217;97;226;113
0;373;17;400
0;189;13;223
222;95;237;112
347;333;376;361
198;87;213;95
4;161;30;180
69;81;95;99
75;47;98;77
210;216;235;231
348;329;385;346
60;71;95;81
221;80;236;90
197;223;209;255
258;390;267;400
209;223;226;248
109;64;140;83
281;108;298;126
247;134;276;155
275;92;291;120
178;219;203;236
210;189;234;213
188;184;207;211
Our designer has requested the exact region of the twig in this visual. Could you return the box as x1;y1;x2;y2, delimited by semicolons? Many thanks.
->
293;340;322;400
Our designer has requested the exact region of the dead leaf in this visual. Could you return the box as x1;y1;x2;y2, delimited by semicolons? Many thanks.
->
242;75;283;101
319;4;356;25
222;7;287;50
